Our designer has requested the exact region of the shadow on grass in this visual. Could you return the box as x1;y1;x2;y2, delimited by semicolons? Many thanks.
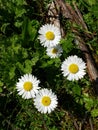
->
33;64;62;91
58;88;90;120
0;93;21;130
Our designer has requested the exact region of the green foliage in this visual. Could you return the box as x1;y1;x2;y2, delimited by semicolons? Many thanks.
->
61;33;74;54
0;0;98;129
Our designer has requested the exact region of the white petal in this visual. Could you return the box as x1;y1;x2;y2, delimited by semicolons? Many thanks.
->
16;74;40;99
61;55;87;81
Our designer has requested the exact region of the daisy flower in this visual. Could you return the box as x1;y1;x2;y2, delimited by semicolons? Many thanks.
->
38;24;61;47
16;74;40;99
61;55;86;81
46;44;63;58
34;88;58;114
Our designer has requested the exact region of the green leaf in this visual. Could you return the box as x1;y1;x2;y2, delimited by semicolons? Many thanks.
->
61;33;74;54
0;81;4;87
28;20;39;42
31;56;39;66
83;94;94;110
9;67;16;79
24;60;33;73
86;0;96;6
0;87;3;93
72;85;81;96
14;20;23;28
22;17;30;44
92;5;98;18
16;0;26;5
91;109;98;117
1;23;10;33
29;27;37;42
15;7;26;18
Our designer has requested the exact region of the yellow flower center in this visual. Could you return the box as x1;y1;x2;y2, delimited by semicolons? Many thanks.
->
45;31;55;40
52;48;58;54
42;96;51;106
23;81;33;91
69;64;79;74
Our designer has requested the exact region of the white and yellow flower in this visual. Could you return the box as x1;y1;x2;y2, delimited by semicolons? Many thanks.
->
46;45;63;58
38;24;61;47
61;55;86;81
34;88;58;114
16;74;40;99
